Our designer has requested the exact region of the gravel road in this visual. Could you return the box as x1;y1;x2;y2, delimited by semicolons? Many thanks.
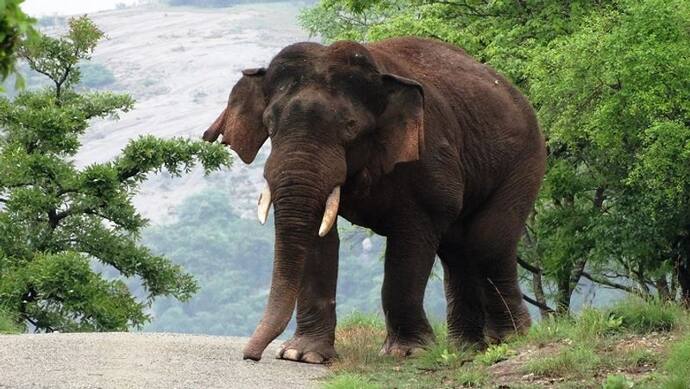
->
0;333;328;389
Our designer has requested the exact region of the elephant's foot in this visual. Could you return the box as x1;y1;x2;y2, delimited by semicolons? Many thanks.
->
277;335;336;364
484;311;531;343
379;333;433;358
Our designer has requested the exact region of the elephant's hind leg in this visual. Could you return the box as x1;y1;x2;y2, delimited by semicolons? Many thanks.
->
437;242;486;348
461;170;540;341
380;225;437;357
278;225;339;364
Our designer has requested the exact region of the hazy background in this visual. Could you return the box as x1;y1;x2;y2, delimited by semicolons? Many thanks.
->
23;0;146;16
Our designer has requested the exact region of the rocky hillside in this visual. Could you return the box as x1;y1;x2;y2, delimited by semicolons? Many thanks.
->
71;2;310;222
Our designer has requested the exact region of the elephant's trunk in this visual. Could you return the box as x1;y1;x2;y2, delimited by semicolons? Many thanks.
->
243;145;345;360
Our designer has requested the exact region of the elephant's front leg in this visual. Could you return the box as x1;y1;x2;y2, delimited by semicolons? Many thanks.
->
277;223;339;364
380;229;438;357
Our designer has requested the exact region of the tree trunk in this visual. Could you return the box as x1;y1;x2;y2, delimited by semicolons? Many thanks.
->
531;267;551;318
655;276;672;301
556;277;572;316
678;256;690;307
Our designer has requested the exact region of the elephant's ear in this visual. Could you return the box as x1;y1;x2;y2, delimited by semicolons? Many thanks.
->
204;68;268;164
373;73;425;175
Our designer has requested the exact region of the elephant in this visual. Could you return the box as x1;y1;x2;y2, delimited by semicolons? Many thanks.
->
203;37;546;364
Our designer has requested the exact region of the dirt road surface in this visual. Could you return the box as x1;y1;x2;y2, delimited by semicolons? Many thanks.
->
0;333;328;388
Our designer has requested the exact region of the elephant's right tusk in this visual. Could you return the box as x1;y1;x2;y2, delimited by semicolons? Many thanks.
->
257;184;271;225
318;186;340;237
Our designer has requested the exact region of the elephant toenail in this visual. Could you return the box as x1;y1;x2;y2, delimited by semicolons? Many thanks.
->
302;351;324;364
283;349;301;360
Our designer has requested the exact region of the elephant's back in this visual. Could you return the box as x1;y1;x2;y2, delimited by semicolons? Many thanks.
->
367;37;544;206
366;37;499;91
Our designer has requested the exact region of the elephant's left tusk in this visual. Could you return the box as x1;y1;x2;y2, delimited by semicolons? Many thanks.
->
318;186;340;237
257;184;271;225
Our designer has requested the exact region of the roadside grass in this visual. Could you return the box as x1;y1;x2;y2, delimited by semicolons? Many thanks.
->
0;308;20;334
322;298;690;388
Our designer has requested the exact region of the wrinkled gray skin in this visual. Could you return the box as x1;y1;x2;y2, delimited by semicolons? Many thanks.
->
203;37;546;364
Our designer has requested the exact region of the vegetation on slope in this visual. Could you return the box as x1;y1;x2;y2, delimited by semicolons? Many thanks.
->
323;299;690;388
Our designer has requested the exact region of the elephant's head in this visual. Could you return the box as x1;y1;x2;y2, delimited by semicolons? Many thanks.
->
203;41;424;360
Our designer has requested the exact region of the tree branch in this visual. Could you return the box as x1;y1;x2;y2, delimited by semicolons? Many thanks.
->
522;293;555;314
517;256;542;275
581;271;639;295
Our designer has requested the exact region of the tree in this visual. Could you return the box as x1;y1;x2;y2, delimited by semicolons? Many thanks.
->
0;0;36;85
0;16;232;332
301;0;690;313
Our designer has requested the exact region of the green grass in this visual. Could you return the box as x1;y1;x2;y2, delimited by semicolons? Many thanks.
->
477;344;515;366
324;373;379;389
455;365;487;387
322;299;690;388
523;345;601;377
608;298;683;334
663;333;690;388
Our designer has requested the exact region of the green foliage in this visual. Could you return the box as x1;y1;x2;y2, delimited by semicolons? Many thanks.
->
608;299;682;334
0;307;20;334
0;17;232;332
0;0;36;85
18;16;104;99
